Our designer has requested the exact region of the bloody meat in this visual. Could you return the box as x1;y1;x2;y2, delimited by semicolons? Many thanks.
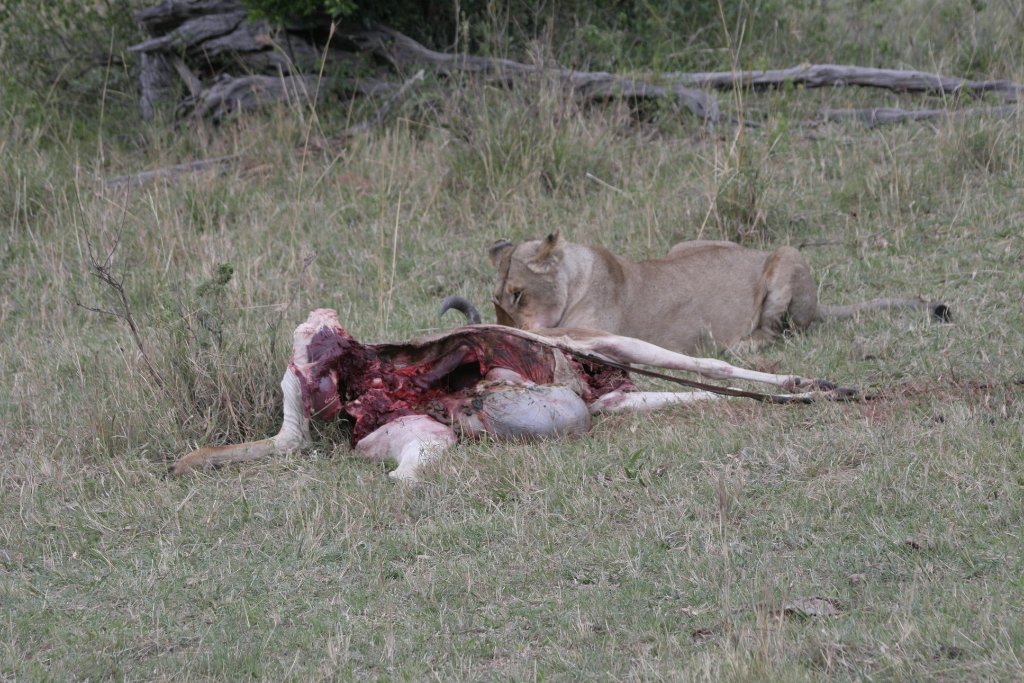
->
294;321;634;444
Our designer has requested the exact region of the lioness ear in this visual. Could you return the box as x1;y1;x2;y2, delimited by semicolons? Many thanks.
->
489;239;514;267
533;231;562;264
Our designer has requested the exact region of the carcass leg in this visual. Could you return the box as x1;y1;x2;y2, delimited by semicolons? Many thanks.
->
588;390;725;414
173;370;310;474
354;415;458;482
566;333;844;394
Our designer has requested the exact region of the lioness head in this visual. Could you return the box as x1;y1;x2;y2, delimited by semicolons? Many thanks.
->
489;232;568;329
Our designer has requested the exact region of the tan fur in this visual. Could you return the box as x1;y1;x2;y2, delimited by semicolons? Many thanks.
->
490;233;944;354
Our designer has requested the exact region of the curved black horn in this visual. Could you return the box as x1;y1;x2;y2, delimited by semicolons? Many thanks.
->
439;296;482;325
488;239;514;266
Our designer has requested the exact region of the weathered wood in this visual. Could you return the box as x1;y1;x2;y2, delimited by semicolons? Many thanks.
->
171;55;202;97
667;64;1022;102
183;74;322;120
138;51;175;120
130;10;248;56
821;104;1021;127
566;76;720;123
129;0;1023;130
106;155;241;188
135;0;244;32
133;0;257;117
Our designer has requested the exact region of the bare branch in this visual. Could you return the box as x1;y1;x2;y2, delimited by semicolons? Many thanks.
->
75;203;167;391
351;26;721;126
665;64;1022;102
821;104;1021;127
106;155;241;188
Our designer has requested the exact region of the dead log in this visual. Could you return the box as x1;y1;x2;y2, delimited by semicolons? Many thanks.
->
821;104;1021;127
128;0;1022;131
132;1;255;118
138;51;176;120
350;25;721;126
130;9;248;55
135;0;244;32
668;64;1022;102
170;55;202;97
179;73;322;120
130;0;721;125
106;155;241;188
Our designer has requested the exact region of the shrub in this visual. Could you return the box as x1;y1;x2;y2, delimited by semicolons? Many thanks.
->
0;0;144;126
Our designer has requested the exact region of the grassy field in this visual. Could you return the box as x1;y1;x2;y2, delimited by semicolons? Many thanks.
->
3;3;1024;680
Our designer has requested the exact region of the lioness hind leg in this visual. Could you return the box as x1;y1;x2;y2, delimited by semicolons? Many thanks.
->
751;246;818;341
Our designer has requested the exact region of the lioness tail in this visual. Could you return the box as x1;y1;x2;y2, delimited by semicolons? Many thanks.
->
817;297;951;322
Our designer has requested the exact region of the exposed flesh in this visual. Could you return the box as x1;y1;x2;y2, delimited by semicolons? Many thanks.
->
175;308;852;480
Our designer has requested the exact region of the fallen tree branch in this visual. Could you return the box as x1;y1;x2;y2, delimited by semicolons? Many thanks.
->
134;0;243;30
129;8;247;55
180;73;321;120
821;104;1020;127
350;25;721;126
666;64;1022;102
129;0;1023;131
106;155;241;188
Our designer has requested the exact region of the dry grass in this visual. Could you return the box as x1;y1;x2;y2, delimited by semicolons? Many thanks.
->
3;4;1024;679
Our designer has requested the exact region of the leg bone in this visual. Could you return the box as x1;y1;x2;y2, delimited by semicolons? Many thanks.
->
173;370;309;474
354;415;458;482
565;333;832;393
588;390;725;414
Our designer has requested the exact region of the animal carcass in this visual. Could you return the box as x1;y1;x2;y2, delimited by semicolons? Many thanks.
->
174;308;852;480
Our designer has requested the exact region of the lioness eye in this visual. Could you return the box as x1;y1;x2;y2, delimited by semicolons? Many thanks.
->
510;290;523;306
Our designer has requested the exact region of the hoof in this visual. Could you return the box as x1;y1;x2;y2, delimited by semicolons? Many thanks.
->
829;385;860;400
388;468;422;483
930;303;952;323
172;460;195;476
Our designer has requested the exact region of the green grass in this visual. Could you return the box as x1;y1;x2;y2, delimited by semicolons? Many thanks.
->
3;4;1024;679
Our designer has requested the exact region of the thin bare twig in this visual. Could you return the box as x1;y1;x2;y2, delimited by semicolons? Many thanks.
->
74;201;167;391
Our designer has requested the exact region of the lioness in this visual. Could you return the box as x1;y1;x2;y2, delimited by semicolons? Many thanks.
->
487;233;949;354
